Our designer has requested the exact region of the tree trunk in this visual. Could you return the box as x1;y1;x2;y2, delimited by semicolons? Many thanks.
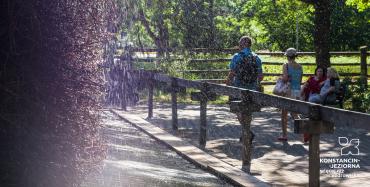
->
208;0;215;47
138;2;169;58
314;0;331;68
300;0;331;68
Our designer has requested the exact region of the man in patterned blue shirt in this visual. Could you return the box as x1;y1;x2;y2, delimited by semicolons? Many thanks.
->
226;36;263;89
225;36;263;154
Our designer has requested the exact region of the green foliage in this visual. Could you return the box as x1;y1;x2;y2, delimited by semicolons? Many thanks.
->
243;0;314;51
121;0;369;52
331;0;370;51
344;77;370;113
346;0;370;12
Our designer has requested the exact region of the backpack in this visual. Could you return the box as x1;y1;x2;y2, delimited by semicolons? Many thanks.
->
235;52;258;85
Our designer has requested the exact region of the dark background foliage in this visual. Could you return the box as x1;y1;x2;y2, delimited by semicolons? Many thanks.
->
0;0;117;186
122;0;369;52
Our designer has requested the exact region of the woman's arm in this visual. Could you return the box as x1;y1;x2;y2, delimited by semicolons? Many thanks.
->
324;86;335;96
301;81;308;94
225;71;235;85
282;63;289;82
299;65;303;85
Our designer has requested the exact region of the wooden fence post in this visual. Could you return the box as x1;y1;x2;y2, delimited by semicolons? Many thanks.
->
147;74;154;119
308;106;322;187
191;83;217;148
309;133;320;187
120;73;127;111
199;97;207;147
360;46;368;88
171;78;178;130
294;105;334;187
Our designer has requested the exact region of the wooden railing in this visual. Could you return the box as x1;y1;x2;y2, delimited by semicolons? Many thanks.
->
129;46;369;86
131;47;368;56
129;69;370;187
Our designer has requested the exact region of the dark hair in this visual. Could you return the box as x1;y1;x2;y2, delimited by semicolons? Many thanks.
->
315;66;326;77
239;36;252;49
287;55;296;60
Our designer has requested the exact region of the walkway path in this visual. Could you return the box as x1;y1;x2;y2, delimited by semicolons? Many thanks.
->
122;103;370;187
82;110;233;187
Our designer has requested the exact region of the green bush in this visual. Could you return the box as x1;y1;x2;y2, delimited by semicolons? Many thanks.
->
344;77;370;113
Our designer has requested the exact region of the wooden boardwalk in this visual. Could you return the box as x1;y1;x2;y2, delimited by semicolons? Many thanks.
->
111;110;269;187
117;103;370;187
82;111;234;187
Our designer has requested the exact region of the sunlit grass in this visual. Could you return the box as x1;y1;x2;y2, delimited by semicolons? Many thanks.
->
135;55;369;105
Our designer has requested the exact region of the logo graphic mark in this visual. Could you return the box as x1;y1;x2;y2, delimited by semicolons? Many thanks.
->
338;137;360;155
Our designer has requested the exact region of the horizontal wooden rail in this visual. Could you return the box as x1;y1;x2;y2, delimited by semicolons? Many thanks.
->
137;71;370;130
179;70;366;76
132;57;366;66
131;48;366;56
194;80;279;85
189;59;363;66
132;58;184;62
133;70;370;187
188;79;367;85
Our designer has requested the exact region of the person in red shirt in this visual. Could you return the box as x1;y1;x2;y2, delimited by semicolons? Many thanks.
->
300;66;326;143
301;66;326;101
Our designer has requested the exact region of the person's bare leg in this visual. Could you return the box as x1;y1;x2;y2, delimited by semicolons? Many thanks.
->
279;109;288;140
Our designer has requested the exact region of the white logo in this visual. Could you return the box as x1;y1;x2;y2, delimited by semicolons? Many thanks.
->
338;137;360;156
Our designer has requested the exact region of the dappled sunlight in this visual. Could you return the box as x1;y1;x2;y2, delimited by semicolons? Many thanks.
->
124;102;370;186
82;111;230;187
104;160;218;181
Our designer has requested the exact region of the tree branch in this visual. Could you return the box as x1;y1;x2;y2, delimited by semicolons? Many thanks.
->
300;0;316;4
138;8;158;43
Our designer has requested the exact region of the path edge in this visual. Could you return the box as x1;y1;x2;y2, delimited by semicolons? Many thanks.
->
110;109;270;187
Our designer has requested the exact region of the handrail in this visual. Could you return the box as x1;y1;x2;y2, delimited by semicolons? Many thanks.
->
138;70;370;130
131;48;366;56
116;46;368;186
178;70;366;76
132;57;365;66
132;70;370;186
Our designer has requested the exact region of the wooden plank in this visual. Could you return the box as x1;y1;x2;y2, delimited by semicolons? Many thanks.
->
320;106;370;130
195;79;277;85
131;48;361;56
110;110;270;187
205;84;315;115
360;46;368;87
199;99;207;147
176;78;204;89
147;81;153;119
309;134;320;187
192;79;368;85
188;60;362;66
153;73;172;83
148;73;370;131
171;79;178;130
181;70;365;78
133;58;183;62
294;119;334;134
189;59;231;63
207;84;244;98
190;92;217;101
